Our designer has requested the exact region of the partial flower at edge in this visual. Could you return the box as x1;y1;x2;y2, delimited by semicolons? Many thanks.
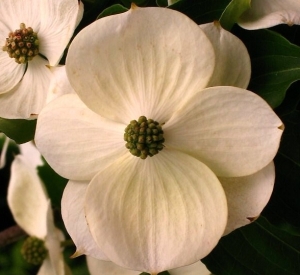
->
238;0;300;30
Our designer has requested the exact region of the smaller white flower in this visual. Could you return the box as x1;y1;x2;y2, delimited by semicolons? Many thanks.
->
7;142;70;275
0;0;83;119
238;0;300;30
86;257;212;275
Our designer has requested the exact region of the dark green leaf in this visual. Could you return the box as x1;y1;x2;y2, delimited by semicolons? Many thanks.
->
37;159;68;209
219;0;250;31
120;0;131;7
97;4;128;19
203;217;300;275
0;138;20;231
169;0;231;25
0;118;36;144
233;27;300;108
263;93;300;235
156;0;168;7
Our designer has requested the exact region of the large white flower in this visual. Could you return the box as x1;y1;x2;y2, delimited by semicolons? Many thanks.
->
7;142;70;275
0;0;83;119
238;0;300;30
35;6;283;274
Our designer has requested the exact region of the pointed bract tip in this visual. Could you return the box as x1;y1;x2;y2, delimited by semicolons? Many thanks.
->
213;20;221;28
130;3;139;10
278;124;285;131
247;215;259;222
70;250;84;258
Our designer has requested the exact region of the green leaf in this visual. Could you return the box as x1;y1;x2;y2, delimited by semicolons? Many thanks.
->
167;0;180;6
0;138;20;233
156;0;168;7
169;0;231;25
219;0;251;31
233;27;300;108
263;90;300;235
0;118;36;144
97;4;128;19
203;217;300;275
37;159;68;209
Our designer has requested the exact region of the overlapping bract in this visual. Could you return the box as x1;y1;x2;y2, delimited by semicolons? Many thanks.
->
238;0;300;29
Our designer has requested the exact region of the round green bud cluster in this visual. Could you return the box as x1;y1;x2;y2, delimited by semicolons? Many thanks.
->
2;23;39;64
21;236;48;265
124;116;165;159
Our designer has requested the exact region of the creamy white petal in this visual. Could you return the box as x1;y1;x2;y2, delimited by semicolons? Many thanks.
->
76;1;84;27
46;66;75;104
35;93;127;180
0;0;41;32
39;0;81;66
0;134;10;169
7;155;48;238
37;258;55;275
200;22;251;89
66;6;215;124
220;162;275;235
238;0;300;30
0;52;25;94
87;257;141;275
38;257;70;275
20;141;43;168
169;261;212;275
0;56;52;118
45;202;65;275
62;180;109;260
87;258;212;275
0;21;10;43
85;150;227;273
165;86;283;177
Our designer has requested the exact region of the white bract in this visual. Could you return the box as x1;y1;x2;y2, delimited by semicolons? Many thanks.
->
35;6;283;274
87;257;212;275
238;0;300;30
7;142;70;275
0;0;83;119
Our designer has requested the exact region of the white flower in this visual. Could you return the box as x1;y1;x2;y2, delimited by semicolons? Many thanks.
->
87;257;212;275
0;0;83;119
35;6;283;274
7;142;71;275
238;0;300;30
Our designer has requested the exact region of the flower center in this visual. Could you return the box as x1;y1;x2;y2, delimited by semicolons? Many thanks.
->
124;116;165;159
21;236;48;265
2;23;39;64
